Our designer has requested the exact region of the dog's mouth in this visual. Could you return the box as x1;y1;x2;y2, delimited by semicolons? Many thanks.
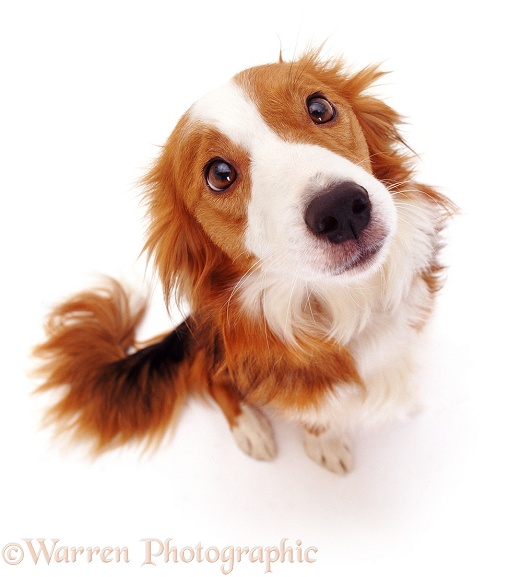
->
300;222;392;280
328;238;386;276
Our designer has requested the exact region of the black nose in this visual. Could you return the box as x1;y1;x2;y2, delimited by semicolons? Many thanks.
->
304;182;371;244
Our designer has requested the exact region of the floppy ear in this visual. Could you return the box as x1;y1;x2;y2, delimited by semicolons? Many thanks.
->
344;66;413;185
346;66;456;214
142;123;228;309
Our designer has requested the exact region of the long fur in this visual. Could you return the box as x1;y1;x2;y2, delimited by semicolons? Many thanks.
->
33;50;455;465
33;281;193;451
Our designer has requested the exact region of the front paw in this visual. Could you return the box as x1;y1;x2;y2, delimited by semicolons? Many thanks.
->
231;404;277;461
304;429;354;474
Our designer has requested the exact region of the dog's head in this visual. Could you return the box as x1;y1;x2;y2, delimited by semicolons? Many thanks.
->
144;51;417;309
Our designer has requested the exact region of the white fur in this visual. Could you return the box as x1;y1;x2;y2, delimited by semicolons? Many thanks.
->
291;197;440;430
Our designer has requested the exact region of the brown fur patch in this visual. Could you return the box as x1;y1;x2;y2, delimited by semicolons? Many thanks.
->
235;58;372;171
194;296;361;413
142;121;255;310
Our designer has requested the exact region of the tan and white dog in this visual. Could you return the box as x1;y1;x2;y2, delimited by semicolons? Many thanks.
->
34;50;454;473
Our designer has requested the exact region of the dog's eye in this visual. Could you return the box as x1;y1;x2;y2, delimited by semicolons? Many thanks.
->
205;158;237;192
307;95;336;124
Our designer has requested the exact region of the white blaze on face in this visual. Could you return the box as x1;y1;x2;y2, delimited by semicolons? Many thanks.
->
189;79;397;281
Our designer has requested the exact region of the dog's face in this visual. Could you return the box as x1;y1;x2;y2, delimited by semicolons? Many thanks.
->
145;54;403;303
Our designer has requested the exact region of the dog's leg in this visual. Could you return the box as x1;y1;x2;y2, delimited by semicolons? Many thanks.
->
303;424;354;474
210;380;277;461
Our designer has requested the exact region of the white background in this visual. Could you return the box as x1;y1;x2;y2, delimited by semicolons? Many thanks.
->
1;0;531;575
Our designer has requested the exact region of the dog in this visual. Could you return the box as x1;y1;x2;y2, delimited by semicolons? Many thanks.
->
34;50;454;474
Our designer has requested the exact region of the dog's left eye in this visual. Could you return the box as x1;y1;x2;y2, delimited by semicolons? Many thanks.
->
307;94;336;124
205;158;237;192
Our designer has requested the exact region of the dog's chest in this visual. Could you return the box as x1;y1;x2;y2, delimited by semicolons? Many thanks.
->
349;273;431;376
341;273;432;420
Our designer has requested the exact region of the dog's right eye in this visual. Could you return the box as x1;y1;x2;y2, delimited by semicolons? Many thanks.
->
204;158;237;192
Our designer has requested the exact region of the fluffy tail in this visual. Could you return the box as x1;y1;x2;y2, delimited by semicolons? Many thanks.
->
33;280;191;453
